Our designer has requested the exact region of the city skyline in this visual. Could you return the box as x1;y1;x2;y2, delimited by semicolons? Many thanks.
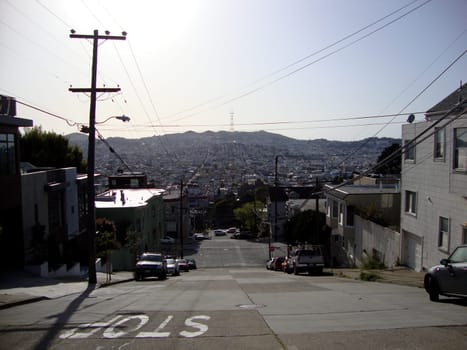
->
1;0;466;141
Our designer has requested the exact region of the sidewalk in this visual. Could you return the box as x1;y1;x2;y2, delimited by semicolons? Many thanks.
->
0;270;134;310
325;266;425;288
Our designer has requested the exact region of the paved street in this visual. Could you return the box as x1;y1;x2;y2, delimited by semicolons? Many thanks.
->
0;236;466;349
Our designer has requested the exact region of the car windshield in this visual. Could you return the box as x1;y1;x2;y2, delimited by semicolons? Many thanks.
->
449;246;467;263
166;259;175;264
142;254;162;262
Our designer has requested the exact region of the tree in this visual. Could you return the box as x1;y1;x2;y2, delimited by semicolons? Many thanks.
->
283;210;329;246
374;143;401;175
20;127;86;172
233;201;263;233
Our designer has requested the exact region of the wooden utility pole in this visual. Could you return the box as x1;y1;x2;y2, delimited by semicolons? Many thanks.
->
69;29;126;284
179;178;184;258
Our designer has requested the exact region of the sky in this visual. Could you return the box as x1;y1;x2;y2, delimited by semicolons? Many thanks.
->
0;0;466;141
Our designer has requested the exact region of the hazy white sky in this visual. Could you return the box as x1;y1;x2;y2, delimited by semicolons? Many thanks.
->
1;0;466;141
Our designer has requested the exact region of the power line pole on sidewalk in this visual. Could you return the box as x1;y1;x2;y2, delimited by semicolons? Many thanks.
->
69;29;126;285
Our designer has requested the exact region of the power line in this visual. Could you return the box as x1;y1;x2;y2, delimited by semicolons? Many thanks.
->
333;49;467;168
170;0;434;123
325;95;467;195
159;0;425;122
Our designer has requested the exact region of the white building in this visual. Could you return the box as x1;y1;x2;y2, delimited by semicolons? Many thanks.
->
400;83;467;271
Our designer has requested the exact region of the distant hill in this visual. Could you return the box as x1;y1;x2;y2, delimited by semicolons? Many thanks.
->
67;130;399;157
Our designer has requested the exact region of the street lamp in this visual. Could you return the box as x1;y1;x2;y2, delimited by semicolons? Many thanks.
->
96;115;130;125
85;114;130;285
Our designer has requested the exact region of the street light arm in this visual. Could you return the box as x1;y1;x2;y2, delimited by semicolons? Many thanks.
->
96;115;130;124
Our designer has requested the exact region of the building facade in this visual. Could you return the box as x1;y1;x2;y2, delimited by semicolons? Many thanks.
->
21;167;88;268
400;83;467;271
95;188;166;270
0;97;33;268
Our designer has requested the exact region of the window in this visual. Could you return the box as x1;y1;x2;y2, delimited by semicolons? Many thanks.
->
404;139;415;161
462;226;467;245
346;205;354;226
332;200;338;218
454;127;467;171
0;133;16;175
438;217;449;251
434;128;445;159
338;203;344;225
404;191;417;215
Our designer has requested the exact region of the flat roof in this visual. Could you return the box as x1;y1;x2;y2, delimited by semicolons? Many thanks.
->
324;184;399;199
96;188;165;209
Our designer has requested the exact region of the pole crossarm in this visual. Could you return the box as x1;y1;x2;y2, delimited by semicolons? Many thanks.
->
69;88;121;93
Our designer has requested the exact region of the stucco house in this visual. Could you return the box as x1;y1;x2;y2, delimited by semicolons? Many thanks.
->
400;83;467;271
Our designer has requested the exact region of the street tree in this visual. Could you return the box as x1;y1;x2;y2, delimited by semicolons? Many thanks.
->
20;126;86;172
374;143;401;175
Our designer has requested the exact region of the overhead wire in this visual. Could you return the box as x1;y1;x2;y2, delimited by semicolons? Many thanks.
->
92;0;180;162
324;95;467;194
333;48;467;168
169;0;434;123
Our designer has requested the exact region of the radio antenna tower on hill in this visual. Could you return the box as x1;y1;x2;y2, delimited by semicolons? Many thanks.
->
229;111;235;132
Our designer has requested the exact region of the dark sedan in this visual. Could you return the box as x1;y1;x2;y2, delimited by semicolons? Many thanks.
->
424;245;467;301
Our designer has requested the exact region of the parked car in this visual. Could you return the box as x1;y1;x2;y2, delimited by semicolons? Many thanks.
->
424;244;467;302
194;233;208;241
266;258;274;270
165;258;180;276
134;253;167;281
176;258;190;272
214;229;226;236
289;246;325;275
186;258;197;269
282;256;291;273
226;227;238;234
231;231;254;239
161;236;176;244
266;257;285;271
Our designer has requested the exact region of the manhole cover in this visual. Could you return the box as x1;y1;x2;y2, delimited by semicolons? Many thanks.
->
237;304;265;309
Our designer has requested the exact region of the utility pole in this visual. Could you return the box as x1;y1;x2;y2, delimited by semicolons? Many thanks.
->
179;178;184;258
69;29;126;285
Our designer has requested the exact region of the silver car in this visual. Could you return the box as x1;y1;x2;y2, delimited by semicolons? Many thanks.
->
424;245;467;301
165;258;180;276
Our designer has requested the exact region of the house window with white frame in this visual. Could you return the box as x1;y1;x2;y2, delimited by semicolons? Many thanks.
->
454;127;467;171
438;216;449;251
404;139;415;162
434;128;445;159
462;225;467;245
404;190;417;215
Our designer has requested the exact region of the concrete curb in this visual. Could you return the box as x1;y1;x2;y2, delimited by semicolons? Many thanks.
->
0;295;49;310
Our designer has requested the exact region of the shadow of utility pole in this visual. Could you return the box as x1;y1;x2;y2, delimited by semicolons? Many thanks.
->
33;284;96;350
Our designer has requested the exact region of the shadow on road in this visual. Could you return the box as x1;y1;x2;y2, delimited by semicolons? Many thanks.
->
33;284;96;350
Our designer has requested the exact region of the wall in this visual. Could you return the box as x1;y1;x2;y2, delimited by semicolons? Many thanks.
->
354;216;401;268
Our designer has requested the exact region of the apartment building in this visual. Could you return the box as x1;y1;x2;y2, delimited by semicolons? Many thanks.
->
400;83;467;271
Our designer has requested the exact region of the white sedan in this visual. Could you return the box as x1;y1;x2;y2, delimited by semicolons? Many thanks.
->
161;236;176;244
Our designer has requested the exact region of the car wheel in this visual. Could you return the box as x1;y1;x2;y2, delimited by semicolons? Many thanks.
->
294;264;298;275
159;273;167;280
426;276;439;302
134;272;141;281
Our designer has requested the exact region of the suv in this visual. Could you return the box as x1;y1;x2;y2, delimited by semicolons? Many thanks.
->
289;246;324;275
424;245;467;301
134;253;167;281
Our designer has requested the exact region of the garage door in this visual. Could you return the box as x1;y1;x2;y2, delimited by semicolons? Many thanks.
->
402;231;422;271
